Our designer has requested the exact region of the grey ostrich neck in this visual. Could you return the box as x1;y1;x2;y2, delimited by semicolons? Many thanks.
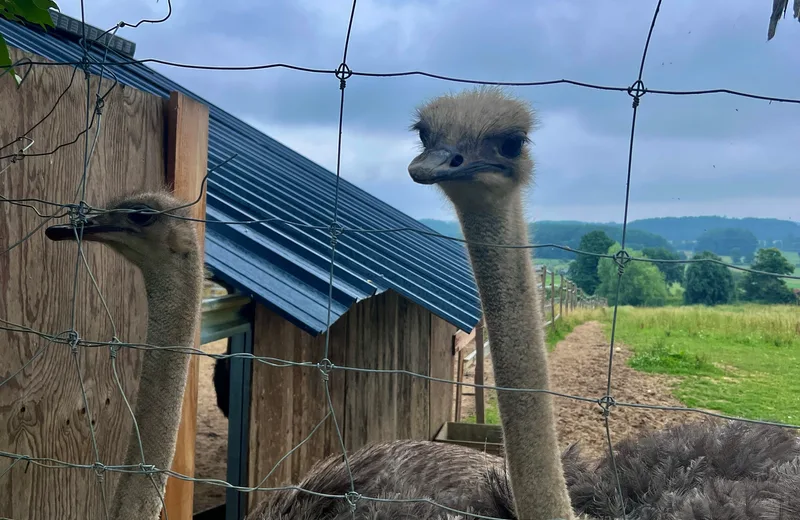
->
457;196;574;520
109;254;203;520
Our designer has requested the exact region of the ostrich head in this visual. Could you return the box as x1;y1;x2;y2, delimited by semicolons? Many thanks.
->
45;192;198;269
408;86;535;208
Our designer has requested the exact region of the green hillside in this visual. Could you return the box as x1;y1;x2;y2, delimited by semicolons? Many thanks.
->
418;216;800;260
418;219;673;259
629;216;800;251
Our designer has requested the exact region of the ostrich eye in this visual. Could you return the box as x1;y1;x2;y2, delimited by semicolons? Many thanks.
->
418;127;431;147
499;136;524;158
127;205;157;227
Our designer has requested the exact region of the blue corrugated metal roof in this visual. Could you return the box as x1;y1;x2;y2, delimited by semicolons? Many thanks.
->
1;17;482;335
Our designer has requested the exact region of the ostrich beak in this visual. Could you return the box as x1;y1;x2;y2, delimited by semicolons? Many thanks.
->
45;221;126;241
408;147;506;185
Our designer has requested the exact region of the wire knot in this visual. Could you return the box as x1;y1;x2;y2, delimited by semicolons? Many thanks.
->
597;395;617;417
9;136;34;163
95;95;105;115
92;462;107;481
68;201;91;229
137;462;158;475
67;330;80;354
318;358;335;381
328;221;344;247
612;249;631;276
627;79;646;108
109;337;122;359
344;491;361;511
80;57;92;76
335;63;352;90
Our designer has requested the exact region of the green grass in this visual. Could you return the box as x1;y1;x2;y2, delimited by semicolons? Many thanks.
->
595;305;800;425
781;250;800;265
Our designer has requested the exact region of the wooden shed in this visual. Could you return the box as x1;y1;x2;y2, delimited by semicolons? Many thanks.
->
2;11;484;520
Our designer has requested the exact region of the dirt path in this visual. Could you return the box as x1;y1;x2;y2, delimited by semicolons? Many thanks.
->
193;339;229;513
458;321;688;458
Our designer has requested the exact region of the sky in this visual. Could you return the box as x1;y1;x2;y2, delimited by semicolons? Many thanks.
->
52;0;800;224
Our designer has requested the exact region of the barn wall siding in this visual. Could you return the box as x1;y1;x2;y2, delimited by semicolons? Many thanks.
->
246;290;457;508
0;47;168;519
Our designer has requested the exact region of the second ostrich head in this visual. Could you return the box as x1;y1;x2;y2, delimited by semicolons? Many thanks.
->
46;191;204;520
408;87;535;209
46;192;198;272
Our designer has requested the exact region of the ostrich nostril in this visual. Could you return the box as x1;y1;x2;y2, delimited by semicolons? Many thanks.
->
450;154;464;168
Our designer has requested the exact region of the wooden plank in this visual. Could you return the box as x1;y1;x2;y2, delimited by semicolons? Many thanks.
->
454;351;465;422
160;91;209;520
428;315;456;439
344;292;398;451
247;306;295;511
244;305;346;514
0;46;165;519
290;316;346;485
474;321;485;424
396;296;430;440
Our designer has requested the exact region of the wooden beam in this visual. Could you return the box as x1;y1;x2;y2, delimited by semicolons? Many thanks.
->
453;328;476;354
161;91;210;520
474;321;485;424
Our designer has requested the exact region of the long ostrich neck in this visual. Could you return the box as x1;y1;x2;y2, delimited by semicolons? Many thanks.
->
109;254;203;520
457;195;573;520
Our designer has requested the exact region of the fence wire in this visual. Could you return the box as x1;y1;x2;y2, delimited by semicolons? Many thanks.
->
1;1;799;519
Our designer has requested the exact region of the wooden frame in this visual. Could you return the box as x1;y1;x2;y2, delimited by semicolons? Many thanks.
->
160;91;210;520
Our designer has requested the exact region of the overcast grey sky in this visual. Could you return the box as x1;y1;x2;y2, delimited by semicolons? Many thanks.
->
57;0;800;223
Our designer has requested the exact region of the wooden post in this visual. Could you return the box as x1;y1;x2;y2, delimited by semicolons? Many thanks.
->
454;350;465;421
161;91;209;520
541;267;547;308
559;274;565;319
474;320;485;424
550;271;556;329
571;282;576;310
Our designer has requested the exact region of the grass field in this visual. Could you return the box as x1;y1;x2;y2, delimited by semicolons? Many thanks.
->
590;304;800;425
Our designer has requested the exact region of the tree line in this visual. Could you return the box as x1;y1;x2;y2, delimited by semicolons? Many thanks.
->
568;230;798;307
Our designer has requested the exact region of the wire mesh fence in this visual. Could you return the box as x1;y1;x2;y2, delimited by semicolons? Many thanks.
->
2;0;800;519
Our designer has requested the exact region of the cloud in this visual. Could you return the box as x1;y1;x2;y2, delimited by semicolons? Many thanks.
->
51;0;800;223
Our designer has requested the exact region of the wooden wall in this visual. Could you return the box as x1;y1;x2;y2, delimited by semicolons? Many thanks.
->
247;290;457;511
0;47;207;519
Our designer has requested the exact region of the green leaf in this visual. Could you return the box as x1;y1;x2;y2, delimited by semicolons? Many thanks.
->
32;0;59;10
0;33;22;86
11;0;54;28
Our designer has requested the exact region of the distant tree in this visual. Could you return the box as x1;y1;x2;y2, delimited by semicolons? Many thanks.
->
596;244;668;307
740;248;797;304
683;251;735;306
695;228;758;261
568;230;615;295
641;247;685;286
729;247;742;264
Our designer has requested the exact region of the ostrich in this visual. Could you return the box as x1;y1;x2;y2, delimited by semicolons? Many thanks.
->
246;87;799;519
45;191;204;520
249;87;571;519
213;342;231;418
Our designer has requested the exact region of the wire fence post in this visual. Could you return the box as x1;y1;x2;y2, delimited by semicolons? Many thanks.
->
559;274;565;319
